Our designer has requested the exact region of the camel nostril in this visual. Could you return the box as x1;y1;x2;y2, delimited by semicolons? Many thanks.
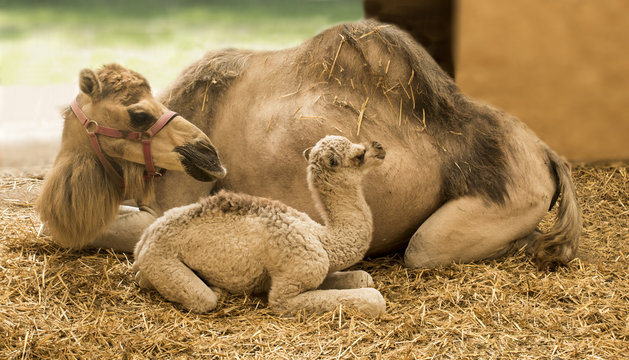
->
370;141;386;160
173;141;226;181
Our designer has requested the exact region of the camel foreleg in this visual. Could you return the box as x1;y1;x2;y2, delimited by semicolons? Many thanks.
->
90;205;159;253
134;254;219;313
404;195;549;268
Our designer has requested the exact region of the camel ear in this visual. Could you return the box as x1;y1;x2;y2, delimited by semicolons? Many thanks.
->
303;147;312;161
79;69;102;100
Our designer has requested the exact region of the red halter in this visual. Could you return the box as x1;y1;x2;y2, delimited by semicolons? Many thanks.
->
70;98;179;187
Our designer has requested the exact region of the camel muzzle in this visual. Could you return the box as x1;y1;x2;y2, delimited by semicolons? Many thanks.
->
371;141;386;160
174;140;227;182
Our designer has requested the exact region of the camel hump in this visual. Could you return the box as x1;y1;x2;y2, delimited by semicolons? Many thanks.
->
531;149;583;269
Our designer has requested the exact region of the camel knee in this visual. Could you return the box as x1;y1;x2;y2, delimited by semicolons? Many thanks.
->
404;234;447;269
135;254;218;313
156;273;218;313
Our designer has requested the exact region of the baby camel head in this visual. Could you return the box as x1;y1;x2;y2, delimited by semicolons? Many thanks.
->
304;135;386;183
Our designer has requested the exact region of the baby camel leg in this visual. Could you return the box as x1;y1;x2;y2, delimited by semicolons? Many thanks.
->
318;271;374;290
404;195;549;268
269;277;386;317
136;255;218;313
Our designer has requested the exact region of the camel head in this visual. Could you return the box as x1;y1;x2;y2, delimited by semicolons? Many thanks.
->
304;135;386;181
70;63;226;183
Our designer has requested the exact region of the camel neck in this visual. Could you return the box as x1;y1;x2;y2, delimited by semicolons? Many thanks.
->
311;179;373;272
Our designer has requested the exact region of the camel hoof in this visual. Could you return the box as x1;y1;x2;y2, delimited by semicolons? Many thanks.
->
135;270;154;290
186;293;218;313
350;270;374;288
363;272;374;288
210;286;227;302
355;288;386;317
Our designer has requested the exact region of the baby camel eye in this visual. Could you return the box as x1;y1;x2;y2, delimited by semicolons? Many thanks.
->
328;155;339;167
127;107;157;129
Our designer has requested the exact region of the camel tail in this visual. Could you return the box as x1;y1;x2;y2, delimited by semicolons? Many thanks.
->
531;150;583;269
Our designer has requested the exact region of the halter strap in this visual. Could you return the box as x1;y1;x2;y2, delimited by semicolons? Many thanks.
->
142;110;178;179
70;98;178;187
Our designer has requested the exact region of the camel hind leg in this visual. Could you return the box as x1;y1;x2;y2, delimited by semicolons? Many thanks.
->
404;194;551;268
268;276;386;317
318;270;374;290
134;254;218;312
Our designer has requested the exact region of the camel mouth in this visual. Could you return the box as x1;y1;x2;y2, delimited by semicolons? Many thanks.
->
174;141;227;182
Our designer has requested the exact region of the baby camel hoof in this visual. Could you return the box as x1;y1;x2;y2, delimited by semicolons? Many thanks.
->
344;270;374;288
186;299;218;313
354;288;386;317
210;286;227;302
135;270;154;290
357;271;374;288
181;288;220;313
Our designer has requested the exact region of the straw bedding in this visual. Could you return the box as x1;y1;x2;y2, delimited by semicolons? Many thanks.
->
1;163;627;359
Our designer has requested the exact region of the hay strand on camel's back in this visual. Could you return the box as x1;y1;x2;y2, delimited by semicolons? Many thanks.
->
201;82;209;112
328;34;345;80
356;97;369;136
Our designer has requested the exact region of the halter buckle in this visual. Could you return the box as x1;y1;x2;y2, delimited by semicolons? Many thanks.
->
85;120;99;134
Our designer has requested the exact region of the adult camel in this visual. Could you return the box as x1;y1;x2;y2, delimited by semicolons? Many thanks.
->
88;20;582;269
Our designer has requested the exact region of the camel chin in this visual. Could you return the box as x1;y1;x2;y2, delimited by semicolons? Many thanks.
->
174;141;227;182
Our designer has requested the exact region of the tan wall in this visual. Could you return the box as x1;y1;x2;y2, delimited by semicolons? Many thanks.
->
456;0;629;161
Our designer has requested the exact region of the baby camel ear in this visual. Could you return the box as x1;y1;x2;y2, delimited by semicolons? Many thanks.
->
303;147;312;161
79;69;102;100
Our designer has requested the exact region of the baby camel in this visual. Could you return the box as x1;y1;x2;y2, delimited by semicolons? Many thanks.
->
133;135;387;316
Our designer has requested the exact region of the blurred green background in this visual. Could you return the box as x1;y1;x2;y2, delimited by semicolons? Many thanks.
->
0;0;362;88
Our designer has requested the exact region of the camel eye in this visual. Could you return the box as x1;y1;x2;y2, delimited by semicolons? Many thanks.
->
328;155;339;167
355;152;365;164
127;107;156;129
